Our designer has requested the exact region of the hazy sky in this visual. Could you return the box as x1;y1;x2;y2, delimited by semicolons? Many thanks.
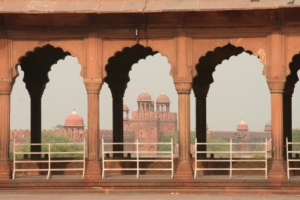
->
10;52;300;132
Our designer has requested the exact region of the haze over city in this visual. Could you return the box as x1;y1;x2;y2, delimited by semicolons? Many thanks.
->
10;52;300;131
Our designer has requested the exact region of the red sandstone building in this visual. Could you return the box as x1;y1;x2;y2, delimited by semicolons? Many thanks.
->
123;91;177;152
1;1;300;186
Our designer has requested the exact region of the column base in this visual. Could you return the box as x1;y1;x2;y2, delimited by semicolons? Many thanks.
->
175;160;193;179
0;161;11;180
268;159;286;180
84;159;102;180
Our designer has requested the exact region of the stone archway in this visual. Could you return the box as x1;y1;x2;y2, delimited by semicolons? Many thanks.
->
193;43;254;158
104;43;159;157
283;54;300;159
17;44;70;158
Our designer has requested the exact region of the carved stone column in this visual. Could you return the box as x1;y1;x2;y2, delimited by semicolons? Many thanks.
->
27;88;44;159
174;82;193;179
268;80;286;179
283;86;293;159
193;84;210;158
84;79;102;179
108;84;127;158
0;79;12;179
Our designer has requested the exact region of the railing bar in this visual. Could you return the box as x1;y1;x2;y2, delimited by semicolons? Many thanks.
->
195;169;231;171
196;142;267;145
14;161;50;163
197;160;231;162
103;160;139;162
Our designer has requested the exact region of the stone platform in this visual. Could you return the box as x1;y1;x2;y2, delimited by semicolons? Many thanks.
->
1;175;300;193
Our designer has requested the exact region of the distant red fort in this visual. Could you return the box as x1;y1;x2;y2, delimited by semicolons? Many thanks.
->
10;91;270;154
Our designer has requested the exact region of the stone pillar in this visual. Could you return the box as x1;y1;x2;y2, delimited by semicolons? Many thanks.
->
26;86;45;160
112;93;124;157
283;90;293;159
193;84;209;159
268;80;286;179
174;82;193;179
107;84;126;158
30;93;42;158
84;79;102;179
0;79;12;179
283;83;295;159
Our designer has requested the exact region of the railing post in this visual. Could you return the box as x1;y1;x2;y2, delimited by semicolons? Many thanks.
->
13;139;16;180
102;138;105;179
136;139;139;179
194;138;197;179
47;144;51;179
83;139;86;179
230;138;232;179
171;138;174;179
265;138;268;179
286;137;290;180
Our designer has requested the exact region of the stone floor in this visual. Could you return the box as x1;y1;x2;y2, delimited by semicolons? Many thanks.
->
0;190;300;200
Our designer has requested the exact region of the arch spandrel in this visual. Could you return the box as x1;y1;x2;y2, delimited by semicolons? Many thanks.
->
11;39;86;80
284;35;300;77
49;39;86;76
192;37;268;78
102;39;138;78
144;39;176;77
102;39;176;80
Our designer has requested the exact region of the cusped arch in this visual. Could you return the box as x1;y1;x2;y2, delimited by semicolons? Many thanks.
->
104;44;158;90
13;44;76;82
193;43;254;89
17;44;71;92
284;53;300;94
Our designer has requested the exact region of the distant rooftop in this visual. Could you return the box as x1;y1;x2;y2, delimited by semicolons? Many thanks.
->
0;0;299;14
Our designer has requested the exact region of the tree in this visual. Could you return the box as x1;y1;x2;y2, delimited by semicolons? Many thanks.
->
292;129;300;156
158;131;178;152
206;138;229;158
52;124;64;130
158;131;228;157
17;131;83;158
158;131;195;152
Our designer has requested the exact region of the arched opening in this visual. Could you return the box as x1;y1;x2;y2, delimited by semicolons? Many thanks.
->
11;44;83;159
193;43;269;158
104;44;157;157
284;54;300;159
102;43;176;157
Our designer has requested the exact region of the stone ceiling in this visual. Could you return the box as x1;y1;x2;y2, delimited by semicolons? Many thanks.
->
0;0;298;14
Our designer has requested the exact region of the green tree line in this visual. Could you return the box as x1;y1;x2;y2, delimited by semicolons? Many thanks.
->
158;131;229;155
12;131;84;158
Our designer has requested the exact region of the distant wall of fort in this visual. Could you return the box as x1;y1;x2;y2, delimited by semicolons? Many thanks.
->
10;129;271;157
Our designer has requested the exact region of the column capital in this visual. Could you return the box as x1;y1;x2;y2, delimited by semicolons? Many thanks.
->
0;79;13;95
267;78;285;94
84;79;103;94
175;82;192;94
193;84;210;98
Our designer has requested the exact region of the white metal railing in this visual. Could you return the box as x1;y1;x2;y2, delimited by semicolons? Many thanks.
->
286;137;300;179
13;139;85;179
194;138;268;179
102;138;173;179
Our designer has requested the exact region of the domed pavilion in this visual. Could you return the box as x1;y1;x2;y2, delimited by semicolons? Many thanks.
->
64;110;84;130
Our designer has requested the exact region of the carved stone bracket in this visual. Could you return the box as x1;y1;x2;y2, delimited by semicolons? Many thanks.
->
175;82;192;94
0;79;13;95
84;79;103;94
